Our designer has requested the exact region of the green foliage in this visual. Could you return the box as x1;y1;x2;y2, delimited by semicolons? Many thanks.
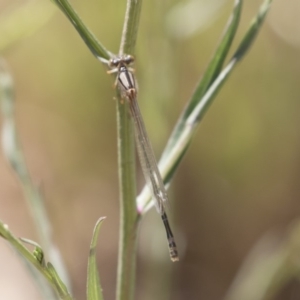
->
51;0;111;61
86;217;106;300
0;0;278;300
0;220;72;299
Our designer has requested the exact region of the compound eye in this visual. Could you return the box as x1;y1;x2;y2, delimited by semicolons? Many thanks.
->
109;58;120;67
125;55;134;64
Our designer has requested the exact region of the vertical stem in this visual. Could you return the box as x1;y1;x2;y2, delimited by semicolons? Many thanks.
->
119;0;143;56
116;1;143;300
116;101;138;300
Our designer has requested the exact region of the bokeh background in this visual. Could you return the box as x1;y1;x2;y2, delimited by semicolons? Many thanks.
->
1;0;300;299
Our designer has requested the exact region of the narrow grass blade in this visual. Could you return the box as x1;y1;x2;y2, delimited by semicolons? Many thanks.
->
188;0;274;126
1;233;55;299
138;0;274;213
0;220;66;298
21;258;57;300
233;0;273;61
0;58;72;291
0;221;49;277
119;0;143;54
20;238;46;267
162;0;243;158
47;263;73;300
86;217;106;300
52;0;111;61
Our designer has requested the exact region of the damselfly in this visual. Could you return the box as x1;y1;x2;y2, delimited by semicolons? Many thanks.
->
108;55;179;262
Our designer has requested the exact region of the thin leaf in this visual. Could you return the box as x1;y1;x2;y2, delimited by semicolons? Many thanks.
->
52;0;111;61
189;0;274;126
119;0;143;54
18;238;56;299
0;220;74;299
47;262;73;300
138;0;274;213
87;217;106;300
0;59;71;291
233;0;273;61
20;238;46;267
0;220;51;281
21;258;57;300
162;0;243;158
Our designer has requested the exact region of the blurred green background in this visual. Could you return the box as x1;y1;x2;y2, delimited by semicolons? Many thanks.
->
1;0;300;299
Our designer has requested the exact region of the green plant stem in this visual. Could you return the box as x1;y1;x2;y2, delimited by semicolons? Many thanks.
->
86;217;106;300
137;0;274;213
0;59;71;293
119;0;143;55
162;0;243;157
116;102;138;300
52;0;111;61
0;220;72;300
116;1;143;300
